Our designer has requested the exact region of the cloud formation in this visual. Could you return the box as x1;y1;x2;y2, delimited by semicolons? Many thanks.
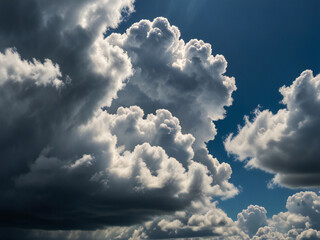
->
0;1;238;239
237;205;268;237
225;70;320;188
0;49;64;88
238;191;320;240
2;1;317;240
105;17;236;147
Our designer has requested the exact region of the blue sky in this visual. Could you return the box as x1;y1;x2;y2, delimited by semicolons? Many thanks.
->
1;0;320;239
114;0;320;219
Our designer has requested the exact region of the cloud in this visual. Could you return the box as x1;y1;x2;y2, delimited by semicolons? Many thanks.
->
0;48;64;88
285;191;320;229
251;226;286;240
245;191;320;239
0;202;246;240
100;16;239;200
297;229;320;240
0;1;238;237
225;70;320;188
1;102;236;230
252;227;320;240
236;205;268;237
104;17;236;148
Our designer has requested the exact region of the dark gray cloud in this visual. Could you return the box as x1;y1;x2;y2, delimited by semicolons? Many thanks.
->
0;1;239;239
0;202;245;240
225;70;320;188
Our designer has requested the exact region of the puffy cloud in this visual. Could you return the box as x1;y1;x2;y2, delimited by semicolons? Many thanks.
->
0;0;134;195
285;191;320;229
249;191;320;239
104;17;236;148
101;105;238;200
0;1;239;239
107;106;195;168
251;226;286;240
0;48;64;88
100;16;239;200
136;201;246;240
2;104;231;230
0;202;246;240
252;227;320;240
297;229;320;240
269;211;310;234
237;205;268;237
0;0;135;110
225;70;320;188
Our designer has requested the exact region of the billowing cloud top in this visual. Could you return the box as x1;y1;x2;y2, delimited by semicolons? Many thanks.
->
225;70;320;188
0;0;239;239
104;17;236;147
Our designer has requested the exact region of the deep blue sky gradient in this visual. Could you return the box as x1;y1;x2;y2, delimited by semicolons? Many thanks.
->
111;0;320;219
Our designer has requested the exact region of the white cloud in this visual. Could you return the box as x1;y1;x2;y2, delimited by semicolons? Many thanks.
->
285;191;320;229
249;191;320;239
0;48;64;88
297;229;320;240
105;17;236;148
251;226;286;240
237;205;268;237
69;154;94;169
225;70;320;188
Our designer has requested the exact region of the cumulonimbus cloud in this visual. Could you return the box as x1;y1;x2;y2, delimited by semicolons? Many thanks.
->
2;1;317;240
225;70;320;188
0;0;239;239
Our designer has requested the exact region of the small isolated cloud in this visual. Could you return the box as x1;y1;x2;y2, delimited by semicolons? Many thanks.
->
225;70;320;188
4;191;319;239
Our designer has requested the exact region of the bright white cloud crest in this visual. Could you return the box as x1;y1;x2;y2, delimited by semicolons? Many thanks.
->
0;48;64;88
104;17;236;147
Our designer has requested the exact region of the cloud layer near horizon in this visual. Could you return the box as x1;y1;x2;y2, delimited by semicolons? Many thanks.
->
2;191;320;240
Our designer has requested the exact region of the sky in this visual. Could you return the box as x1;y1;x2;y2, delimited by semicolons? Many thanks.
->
1;0;320;240
116;0;320;220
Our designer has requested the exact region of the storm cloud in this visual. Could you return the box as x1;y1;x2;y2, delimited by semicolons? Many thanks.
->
0;0;239;239
1;0;318;240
